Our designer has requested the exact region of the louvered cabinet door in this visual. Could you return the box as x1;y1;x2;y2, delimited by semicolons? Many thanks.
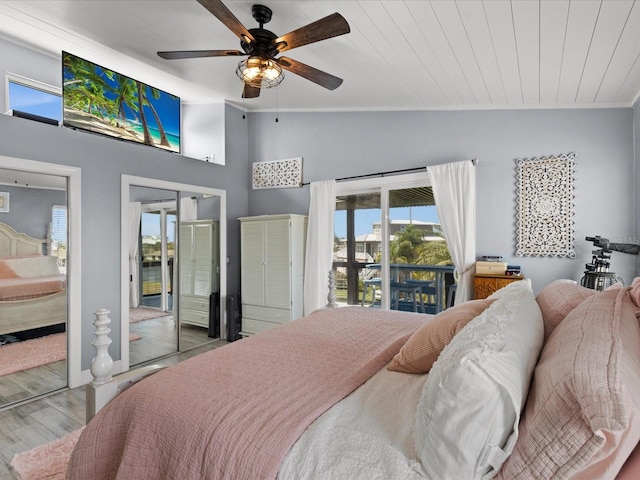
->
239;215;308;336
179;220;218;328
192;222;214;296
240;219;266;308
264;217;292;310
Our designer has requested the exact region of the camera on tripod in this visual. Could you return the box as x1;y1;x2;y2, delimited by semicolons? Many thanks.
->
581;235;639;290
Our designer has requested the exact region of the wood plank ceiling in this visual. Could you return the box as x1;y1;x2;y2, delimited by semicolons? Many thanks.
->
0;0;638;111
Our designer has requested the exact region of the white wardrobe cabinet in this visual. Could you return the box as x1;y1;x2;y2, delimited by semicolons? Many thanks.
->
179;220;219;328
239;214;307;336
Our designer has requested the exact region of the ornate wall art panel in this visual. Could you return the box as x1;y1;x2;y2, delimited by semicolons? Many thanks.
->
515;152;576;257
252;157;302;190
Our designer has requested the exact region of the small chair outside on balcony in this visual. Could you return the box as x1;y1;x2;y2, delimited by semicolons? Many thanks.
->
361;278;382;307
404;279;437;314
390;281;424;313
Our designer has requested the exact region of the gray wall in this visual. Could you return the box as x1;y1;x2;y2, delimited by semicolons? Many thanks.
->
0;38;250;369
0;184;65;240
0;39;60;114
247;108;636;293
0;112;248;368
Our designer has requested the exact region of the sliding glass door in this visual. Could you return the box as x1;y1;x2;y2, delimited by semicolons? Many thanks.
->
140;206;176;312
333;172;453;313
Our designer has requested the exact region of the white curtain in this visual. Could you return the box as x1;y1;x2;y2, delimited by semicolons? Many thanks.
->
429;160;476;305
129;202;142;308
303;180;336;315
180;196;198;222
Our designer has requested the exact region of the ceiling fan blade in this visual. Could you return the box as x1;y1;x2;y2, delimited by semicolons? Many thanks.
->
274;12;350;53
276;57;343;90
158;50;244;60
197;0;255;44
242;83;261;98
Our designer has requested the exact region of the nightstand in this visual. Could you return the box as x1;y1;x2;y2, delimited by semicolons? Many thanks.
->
473;274;524;299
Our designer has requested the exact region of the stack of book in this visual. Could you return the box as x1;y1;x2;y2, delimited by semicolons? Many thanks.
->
506;265;522;276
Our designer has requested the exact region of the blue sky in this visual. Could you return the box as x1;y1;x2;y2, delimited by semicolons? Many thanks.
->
141;212;175;239
9;82;62;121
335;205;439;238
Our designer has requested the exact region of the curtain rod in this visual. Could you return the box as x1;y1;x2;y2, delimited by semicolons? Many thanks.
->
140;198;177;204
140;196;199;204
301;158;476;186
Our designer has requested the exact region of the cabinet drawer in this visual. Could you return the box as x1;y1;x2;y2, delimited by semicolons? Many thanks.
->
240;317;280;336
181;294;209;312
473;275;523;299
241;304;291;324
181;309;208;327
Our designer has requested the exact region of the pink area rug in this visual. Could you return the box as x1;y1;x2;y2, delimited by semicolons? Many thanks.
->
11;427;83;480
0;332;141;377
130;306;171;324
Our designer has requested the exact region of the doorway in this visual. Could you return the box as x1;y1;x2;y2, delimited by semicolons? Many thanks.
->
121;175;226;372
140;201;176;312
333;172;453;313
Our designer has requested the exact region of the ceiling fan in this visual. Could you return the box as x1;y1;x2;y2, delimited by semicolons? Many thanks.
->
158;0;350;98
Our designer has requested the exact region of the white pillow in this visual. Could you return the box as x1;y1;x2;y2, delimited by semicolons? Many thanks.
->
5;255;60;277
415;279;544;479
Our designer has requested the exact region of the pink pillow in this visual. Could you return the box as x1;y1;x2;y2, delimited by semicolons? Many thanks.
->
499;287;640;479
535;279;596;341
0;260;18;279
628;277;640;317
617;441;640;480
387;298;494;374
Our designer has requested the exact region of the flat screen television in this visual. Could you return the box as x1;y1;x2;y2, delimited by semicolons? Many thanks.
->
62;51;180;153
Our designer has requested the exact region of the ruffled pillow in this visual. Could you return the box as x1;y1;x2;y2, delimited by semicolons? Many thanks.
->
416;279;544;479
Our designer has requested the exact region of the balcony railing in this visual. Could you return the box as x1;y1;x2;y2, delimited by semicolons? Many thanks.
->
334;263;455;314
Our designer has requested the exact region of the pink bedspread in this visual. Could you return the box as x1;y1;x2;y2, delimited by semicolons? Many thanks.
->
0;275;65;301
67;307;424;480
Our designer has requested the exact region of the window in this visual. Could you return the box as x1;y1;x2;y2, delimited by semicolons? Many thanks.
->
51;205;67;251
6;73;61;123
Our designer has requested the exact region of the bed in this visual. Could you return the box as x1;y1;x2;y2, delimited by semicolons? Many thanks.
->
67;278;640;479
0;222;66;336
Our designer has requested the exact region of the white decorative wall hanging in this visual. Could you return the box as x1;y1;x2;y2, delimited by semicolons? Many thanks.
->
252;157;302;190
515;152;576;257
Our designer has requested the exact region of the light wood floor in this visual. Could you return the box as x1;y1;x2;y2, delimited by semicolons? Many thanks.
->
0;314;214;409
0;319;227;479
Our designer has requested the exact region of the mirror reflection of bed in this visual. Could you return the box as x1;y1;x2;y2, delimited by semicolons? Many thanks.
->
0;170;69;409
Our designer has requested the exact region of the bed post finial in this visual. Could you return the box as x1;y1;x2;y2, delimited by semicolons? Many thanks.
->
326;270;338;308
90;308;113;386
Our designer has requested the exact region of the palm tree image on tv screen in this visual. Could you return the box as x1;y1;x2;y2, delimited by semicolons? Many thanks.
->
62;51;180;153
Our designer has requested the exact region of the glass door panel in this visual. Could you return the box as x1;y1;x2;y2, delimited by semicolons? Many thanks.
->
141;211;162;309
334;192;381;307
386;187;452;314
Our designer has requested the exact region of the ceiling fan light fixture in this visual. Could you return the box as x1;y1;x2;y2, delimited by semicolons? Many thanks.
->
236;57;284;89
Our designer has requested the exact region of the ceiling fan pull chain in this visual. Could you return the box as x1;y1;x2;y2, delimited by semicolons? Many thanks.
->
275;87;279;123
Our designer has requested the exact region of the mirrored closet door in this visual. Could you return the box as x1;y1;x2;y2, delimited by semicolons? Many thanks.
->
0;167;69;408
123;177;226;370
